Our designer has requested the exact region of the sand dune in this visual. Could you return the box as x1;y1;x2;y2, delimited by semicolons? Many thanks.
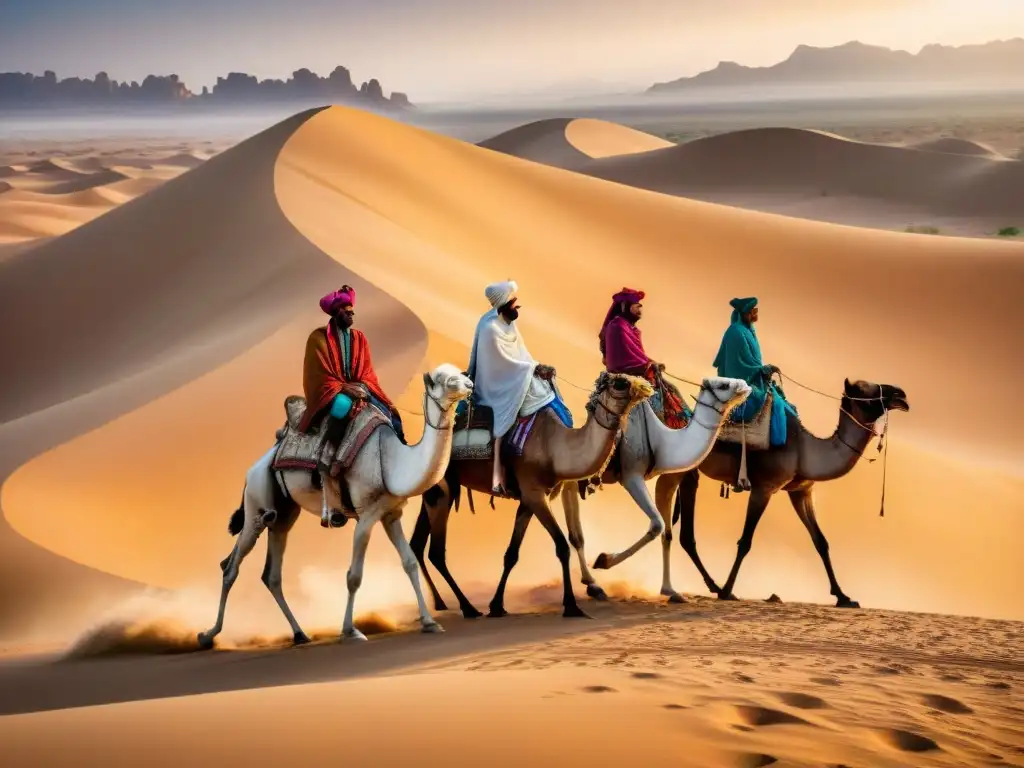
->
909;137;1006;158
563;117;674;158
1;105;1022;766
485;121;1024;236
0;152;204;242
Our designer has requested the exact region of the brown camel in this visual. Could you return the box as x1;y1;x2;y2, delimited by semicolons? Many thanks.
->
649;378;909;608
410;371;654;619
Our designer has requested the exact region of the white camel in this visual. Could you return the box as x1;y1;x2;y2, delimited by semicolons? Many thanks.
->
197;363;474;649
566;376;751;602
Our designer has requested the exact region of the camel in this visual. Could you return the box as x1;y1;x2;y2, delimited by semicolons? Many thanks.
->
410;371;654;620
197;363;474;649
560;376;752;603
651;378;909;607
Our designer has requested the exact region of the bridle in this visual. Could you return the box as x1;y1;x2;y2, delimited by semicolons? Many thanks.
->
422;383;458;431
688;381;734;430
835;393;888;458
587;381;636;431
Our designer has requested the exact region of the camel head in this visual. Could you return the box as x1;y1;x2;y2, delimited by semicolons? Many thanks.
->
422;363;474;410
698;376;753;419
843;379;910;424
586;372;654;423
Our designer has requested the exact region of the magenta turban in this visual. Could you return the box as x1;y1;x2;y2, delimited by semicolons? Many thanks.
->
599;287;645;343
319;286;356;315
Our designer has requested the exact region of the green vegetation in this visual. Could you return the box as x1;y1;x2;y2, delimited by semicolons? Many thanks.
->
996;226;1020;237
905;225;940;235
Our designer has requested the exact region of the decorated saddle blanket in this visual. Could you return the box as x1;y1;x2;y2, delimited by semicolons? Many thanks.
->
272;395;392;475
717;390;772;450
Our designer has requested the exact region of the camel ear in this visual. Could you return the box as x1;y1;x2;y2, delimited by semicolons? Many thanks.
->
843;377;853;393
423;372;433;390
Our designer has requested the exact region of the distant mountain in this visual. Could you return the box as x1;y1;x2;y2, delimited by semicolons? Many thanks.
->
0;66;412;111
648;39;1024;93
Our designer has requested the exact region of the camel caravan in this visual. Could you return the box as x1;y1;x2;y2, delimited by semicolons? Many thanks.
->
199;282;909;649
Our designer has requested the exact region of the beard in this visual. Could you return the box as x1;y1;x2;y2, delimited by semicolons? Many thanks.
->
334;313;354;329
500;306;519;323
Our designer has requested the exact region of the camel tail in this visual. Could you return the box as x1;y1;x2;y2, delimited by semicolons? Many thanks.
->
228;486;246;536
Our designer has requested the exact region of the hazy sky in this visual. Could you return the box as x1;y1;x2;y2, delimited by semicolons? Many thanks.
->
1;0;1022;102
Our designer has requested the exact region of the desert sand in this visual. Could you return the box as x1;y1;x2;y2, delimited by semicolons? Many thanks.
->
0;105;1022;766
482;119;1024;237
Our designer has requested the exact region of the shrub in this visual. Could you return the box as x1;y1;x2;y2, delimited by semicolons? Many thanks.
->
905;225;940;235
997;226;1020;237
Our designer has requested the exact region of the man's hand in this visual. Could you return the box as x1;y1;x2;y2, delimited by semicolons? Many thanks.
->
762;364;781;377
655;361;666;373
535;364;556;381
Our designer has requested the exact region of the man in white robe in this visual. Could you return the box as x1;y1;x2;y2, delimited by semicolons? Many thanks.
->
467;280;571;493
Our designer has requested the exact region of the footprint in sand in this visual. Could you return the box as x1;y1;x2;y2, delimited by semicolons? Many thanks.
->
774;691;829;710
921;693;974;714
581;685;617;693
631;671;662;680
662;703;688;710
809;676;842;687
876;728;941;753
734;705;814;728
735;752;778;767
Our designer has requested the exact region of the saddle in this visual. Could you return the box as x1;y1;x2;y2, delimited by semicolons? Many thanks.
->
717;390;773;451
271;395;392;517
451;400;495;461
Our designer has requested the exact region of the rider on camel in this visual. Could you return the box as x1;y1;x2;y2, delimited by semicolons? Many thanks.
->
712;296;796;446
599;287;690;428
299;284;404;526
467;279;572;496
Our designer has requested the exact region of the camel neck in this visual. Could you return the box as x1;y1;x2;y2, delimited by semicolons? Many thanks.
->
381;395;455;498
799;407;877;482
551;405;623;479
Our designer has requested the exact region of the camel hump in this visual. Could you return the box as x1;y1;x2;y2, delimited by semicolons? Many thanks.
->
283;395;308;431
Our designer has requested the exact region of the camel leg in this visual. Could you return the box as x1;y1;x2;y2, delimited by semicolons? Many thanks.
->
560;483;607;601
260;505;311;645
382;508;445;633
663;472;722;596
789;488;859;609
198;502;268;649
488;503;533;618
651;474;684;603
410;498;448;612
718;486;773;601
341;509;379;641
425;506;484;619
530;490;590;619
592;472;664;571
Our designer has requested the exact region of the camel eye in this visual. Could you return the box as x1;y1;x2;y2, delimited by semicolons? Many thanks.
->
716;383;729;391
612;378;628;391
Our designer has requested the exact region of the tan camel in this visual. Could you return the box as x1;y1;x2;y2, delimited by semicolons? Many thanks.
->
410;371;654;619
654;378;909;607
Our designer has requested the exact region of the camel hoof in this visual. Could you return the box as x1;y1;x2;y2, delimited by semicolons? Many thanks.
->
586;584;608;601
836;598;860;609
196;632;215;651
667;593;688;604
706;583;723;596
421;621;445;634
718;592;739;602
592;553;612;570
563;605;593;619
461;605;483;619
487;606;508;618
343;628;368;642
293;632;311;646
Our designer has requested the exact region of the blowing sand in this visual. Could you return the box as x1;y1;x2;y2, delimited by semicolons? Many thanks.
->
0;105;1021;766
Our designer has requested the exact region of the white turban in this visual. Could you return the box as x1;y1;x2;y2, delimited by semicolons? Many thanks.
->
485;280;518;310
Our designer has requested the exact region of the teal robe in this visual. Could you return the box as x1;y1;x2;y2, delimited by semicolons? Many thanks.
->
712;319;796;446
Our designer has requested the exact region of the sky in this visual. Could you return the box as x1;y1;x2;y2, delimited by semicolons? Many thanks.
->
1;0;1022;102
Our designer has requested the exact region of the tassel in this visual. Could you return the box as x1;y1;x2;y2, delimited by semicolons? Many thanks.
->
720;483;726;498
725;486;731;499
